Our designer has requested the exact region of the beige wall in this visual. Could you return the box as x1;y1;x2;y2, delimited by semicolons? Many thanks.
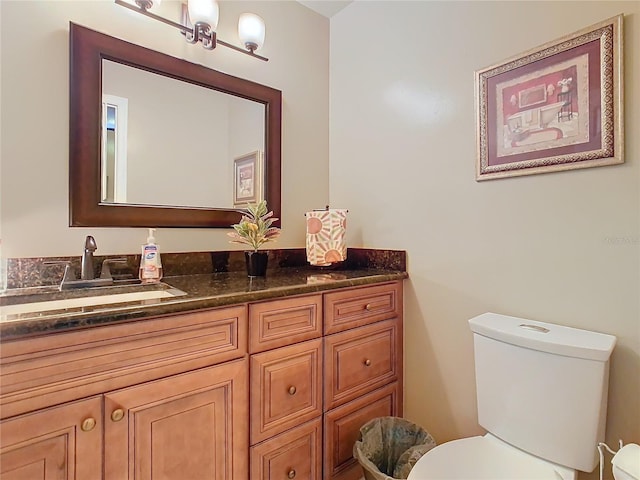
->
0;0;329;257
330;2;639;479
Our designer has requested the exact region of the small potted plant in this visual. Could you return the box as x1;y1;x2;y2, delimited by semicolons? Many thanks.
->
228;200;281;276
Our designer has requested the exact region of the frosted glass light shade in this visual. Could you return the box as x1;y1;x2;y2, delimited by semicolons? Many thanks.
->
188;0;219;29
238;13;265;51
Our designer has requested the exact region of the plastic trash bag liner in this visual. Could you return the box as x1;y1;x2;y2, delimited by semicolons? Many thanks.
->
353;416;437;480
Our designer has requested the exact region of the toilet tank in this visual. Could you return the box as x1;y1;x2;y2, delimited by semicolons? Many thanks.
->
469;312;616;473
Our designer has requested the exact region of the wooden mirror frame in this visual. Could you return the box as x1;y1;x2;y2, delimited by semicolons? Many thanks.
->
69;23;281;228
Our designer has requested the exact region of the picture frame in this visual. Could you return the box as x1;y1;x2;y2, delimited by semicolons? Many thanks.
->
475;15;623;181
233;150;262;206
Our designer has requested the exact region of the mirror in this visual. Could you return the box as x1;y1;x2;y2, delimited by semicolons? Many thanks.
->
69;23;281;227
100;60;265;208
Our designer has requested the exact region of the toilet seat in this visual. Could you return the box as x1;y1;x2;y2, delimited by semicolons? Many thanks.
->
407;434;564;480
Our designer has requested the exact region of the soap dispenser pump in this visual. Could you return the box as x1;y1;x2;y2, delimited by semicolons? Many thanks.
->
139;228;162;284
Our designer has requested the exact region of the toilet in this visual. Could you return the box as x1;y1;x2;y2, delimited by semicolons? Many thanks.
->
408;312;617;480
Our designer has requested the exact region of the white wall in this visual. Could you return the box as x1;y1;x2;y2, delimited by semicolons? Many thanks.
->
0;0;329;257
330;2;639;479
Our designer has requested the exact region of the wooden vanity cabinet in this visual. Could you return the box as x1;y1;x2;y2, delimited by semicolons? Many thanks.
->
0;306;248;480
249;281;403;480
248;295;324;479
323;282;403;480
1;279;404;480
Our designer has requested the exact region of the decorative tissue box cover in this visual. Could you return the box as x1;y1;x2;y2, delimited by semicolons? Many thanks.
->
305;209;347;266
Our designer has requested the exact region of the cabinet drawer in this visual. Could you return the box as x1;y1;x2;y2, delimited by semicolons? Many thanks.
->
324;319;399;410
324;282;401;334
0;305;247;419
251;339;323;444
323;382;401;480
249;295;322;353
251;417;322;480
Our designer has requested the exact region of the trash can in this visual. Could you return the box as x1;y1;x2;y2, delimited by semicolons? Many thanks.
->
353;416;436;480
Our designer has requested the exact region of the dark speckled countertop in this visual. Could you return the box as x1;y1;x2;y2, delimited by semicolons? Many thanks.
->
0;264;407;341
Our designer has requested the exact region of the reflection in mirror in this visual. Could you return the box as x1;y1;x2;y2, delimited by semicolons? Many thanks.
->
101;94;128;203
69;23;282;228
101;60;265;209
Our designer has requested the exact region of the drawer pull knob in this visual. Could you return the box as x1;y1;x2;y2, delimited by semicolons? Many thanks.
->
111;408;125;422
365;303;373;311
288;469;296;479
288;386;297;395
81;417;96;432
364;359;372;367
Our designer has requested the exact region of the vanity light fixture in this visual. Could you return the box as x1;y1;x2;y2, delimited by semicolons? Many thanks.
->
114;0;268;61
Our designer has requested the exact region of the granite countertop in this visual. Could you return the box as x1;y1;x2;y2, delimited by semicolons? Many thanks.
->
0;267;407;341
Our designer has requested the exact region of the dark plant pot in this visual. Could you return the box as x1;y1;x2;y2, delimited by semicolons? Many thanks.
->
245;251;268;277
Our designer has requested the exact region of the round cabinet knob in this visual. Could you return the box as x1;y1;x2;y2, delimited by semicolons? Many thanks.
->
287;469;296;479
111;408;125;422
81;417;96;432
364;359;372;367
365;304;373;311
288;385;297;395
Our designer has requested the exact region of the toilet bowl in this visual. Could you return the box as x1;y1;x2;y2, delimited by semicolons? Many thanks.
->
612;444;640;480
407;312;616;480
408;433;575;480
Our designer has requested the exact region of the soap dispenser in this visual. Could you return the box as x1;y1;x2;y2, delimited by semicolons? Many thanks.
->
139;228;162;284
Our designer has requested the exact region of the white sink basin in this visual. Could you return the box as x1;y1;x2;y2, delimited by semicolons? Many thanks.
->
1;288;186;321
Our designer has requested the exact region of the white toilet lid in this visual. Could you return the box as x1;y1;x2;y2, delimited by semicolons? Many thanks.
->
408;435;562;480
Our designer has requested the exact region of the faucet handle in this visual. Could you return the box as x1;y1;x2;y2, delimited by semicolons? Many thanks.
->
100;257;128;280
43;261;77;288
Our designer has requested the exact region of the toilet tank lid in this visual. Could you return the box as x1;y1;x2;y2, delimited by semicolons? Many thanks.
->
469;313;616;361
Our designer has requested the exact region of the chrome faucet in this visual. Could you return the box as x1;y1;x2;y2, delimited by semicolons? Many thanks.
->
42;237;123;290
81;236;97;280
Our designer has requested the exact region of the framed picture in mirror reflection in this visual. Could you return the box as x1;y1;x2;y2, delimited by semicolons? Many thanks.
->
233;151;263;206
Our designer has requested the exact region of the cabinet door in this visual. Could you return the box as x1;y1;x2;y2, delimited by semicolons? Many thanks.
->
104;358;248;480
0;396;102;480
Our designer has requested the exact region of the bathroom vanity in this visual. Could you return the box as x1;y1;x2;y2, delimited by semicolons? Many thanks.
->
0;261;405;480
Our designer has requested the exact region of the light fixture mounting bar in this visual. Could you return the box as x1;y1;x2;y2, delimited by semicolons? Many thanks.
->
114;0;268;61
115;0;190;34
216;38;268;61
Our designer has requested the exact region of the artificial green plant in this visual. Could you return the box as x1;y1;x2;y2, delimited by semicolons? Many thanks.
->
228;200;281;252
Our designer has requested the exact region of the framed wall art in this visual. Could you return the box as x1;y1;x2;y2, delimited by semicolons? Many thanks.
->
475;15;623;181
233;150;262;206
